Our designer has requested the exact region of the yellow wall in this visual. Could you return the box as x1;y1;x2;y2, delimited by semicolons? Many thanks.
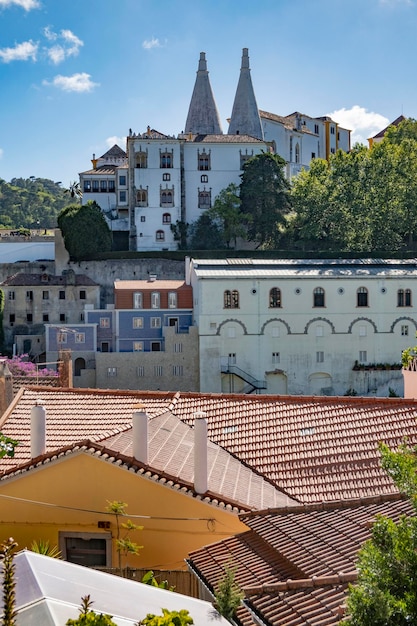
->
0;453;247;569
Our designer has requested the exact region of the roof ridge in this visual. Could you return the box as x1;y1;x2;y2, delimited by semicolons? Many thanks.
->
239;491;406;520
243;570;357;596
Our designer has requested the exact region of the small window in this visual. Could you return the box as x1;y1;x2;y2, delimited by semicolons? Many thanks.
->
83;180;91;192
43;313;49;322
100;180;107;192
151;342;161;351
133;292;143;309
59;290;65;300
398;289;412;307
201;174;208;183
119;191;126;202
357;287;368;307
272;352;280;364
60;313;66;322
133;317;144;329
26;313;33;323
137;365;145;377
59;532;111;568
313;287;325;307
92;180;99;192
133;341;144;351
168;292;177;308
160;190;174;207
26;290;33;301
269;288;281;308
162;213;171;224
228;353;237;365
107;367;117;377
140;216;146;222
75;333;85;343
151;292;160;308
401;325;409;336
224;290;239;309
173;365;184;376
162;173;171;181
42;290;49;300
331;126;335;135
359;350;367;362
311;152;316;159
79;290;86;300
314;124;319;134
80;313;85;322
174;343;183;353
57;333;67;344
154;365;163;376
156;230;165;241
9;314;15;324
100;317;110;328
295;143;300;164
8;291;15;301
198;151;211;171
316;351;324;363
101;342;109;352
119;175;126;186
198;190;211;209
136;189;148;206
108;180;115;192
151;317;161;328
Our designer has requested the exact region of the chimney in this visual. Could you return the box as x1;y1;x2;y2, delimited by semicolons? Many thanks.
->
149;274;157;282
58;349;73;388
194;412;208;494
31;403;46;458
132;406;148;465
0;360;13;417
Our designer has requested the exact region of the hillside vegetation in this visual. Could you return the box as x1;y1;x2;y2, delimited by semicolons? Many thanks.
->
0;177;71;230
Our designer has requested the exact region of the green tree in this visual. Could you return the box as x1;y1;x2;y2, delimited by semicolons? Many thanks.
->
341;442;417;625
0;537;18;626
239;152;291;248
188;212;226;250
138;608;194;626
213;566;244;623
66;595;117;626
106;501;143;576
208;183;245;248
57;201;112;261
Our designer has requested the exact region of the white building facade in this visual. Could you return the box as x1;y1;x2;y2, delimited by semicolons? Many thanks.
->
189;258;415;397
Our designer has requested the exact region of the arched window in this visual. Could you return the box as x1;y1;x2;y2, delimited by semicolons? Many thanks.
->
198;150;211;171
135;151;147;168
224;290;239;309
398;288;412;307
156;230;165;241
269;288;281;308
162;213;171;224
198;190;211;209
136;189;148;206
357;287;368;307
160;151;173;168
160;190;174;206
313;287;325;307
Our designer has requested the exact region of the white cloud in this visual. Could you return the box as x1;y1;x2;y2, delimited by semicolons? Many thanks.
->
44;27;83;64
0;0;40;10
327;105;390;145
142;37;161;50
0;148;3;159
43;72;99;93
106;136;125;149
0;40;37;63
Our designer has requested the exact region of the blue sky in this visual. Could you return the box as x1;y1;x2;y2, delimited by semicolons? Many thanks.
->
0;0;416;187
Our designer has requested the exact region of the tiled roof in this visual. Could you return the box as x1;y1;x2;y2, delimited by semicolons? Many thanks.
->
0;273;98;286
0;388;293;512
371;115;406;139
2;388;417;504
80;165;118;175
99;144;126;158
188;495;412;626
114;279;187;291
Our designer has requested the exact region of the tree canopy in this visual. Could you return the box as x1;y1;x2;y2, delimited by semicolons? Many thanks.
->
57;201;112;260
240;152;291;248
341;443;417;625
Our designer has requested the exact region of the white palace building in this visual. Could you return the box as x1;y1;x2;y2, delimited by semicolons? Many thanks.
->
79;49;350;252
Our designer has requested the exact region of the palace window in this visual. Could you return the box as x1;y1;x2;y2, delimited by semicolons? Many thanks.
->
135;151;148;168
160;151;173;168
42;290;49;300
119;191;126;202
119;175;126;186
398;289;412;307
357;287;368;307
162;173;171;181
83;180;91;192
224;290;239;309
201;174;208;183
316;351;324;363
198;189;211;209
198;150;211;171
160;189;174;207
162;213;171;224
156;230;165;241
313;287;325;307
108;181;115;192
269;288;281;308
136;189;148;207
100;180;107;192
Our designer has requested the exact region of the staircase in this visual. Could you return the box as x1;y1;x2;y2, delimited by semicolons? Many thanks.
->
220;363;267;394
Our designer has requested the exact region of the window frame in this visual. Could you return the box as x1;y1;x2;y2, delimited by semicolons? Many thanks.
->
269;287;281;308
357;287;368;307
313;287;325;308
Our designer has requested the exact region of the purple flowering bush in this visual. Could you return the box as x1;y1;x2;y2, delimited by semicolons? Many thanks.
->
6;354;58;377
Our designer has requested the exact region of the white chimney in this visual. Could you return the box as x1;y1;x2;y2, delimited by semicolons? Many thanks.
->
31;403;46;459
194;412;208;495
132;407;148;465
